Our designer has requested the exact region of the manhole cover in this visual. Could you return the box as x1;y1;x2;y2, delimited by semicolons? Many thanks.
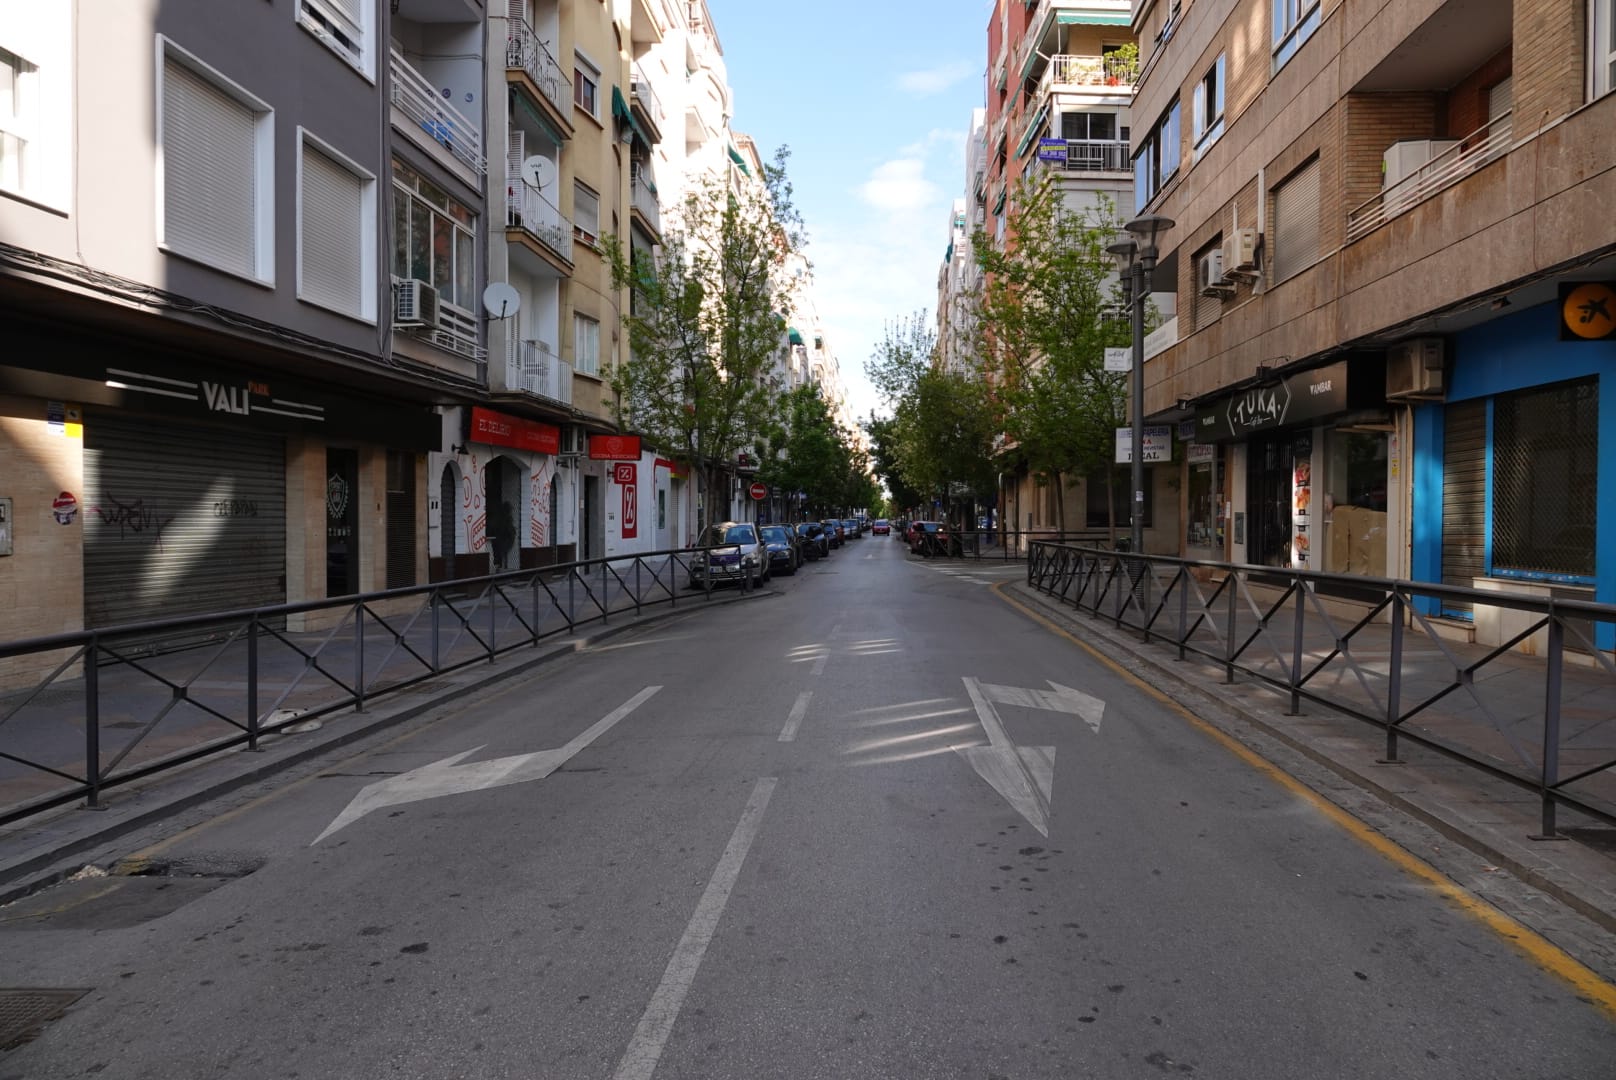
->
0;988;90;1051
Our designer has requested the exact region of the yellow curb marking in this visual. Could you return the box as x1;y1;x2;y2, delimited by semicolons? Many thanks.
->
992;580;1616;1020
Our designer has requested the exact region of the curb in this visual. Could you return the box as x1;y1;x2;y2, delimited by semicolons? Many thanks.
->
998;580;1616;939
0;588;766;903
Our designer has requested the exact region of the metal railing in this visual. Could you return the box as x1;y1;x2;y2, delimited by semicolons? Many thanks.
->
0;547;767;825
506;177;574;262
630;166;660;233
508;338;573;404
1347;111;1513;243
389;49;486;175
631;63;665;132
1044;53;1137;91
1046;138;1131;173
506;17;570;118
1026;542;1616;837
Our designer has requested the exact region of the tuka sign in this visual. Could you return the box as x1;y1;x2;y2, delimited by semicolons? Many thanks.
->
1193;361;1350;443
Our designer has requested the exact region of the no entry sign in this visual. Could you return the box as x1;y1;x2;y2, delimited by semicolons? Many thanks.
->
748;482;768;501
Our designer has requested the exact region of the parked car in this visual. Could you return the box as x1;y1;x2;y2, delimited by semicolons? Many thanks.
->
689;522;768;588
893;518;911;540
821;519;845;548
870;519;891;536
842;518;862;540
908;521;949;557
758;525;800;575
795;521;829;559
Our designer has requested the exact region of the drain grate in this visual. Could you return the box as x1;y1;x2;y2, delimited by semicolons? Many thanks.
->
0;988;90;1051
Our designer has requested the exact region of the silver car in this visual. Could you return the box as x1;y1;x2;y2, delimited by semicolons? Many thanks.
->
689;522;768;588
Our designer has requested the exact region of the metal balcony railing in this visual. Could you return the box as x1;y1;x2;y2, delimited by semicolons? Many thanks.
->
390;49;485;174
631;63;665;131
506;17;569;118
508;338;573;404
1347;111;1514;243
1044;138;1131;173
1045;53;1137;91
630;166;660;233
506;178;574;263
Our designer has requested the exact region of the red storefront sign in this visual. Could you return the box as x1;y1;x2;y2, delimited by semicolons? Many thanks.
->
470;407;560;455
614;463;637;539
588;434;642;460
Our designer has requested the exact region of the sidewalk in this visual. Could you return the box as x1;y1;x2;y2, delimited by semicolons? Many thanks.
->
1002;577;1616;970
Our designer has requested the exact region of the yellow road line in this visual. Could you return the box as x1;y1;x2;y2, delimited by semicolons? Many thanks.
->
992;580;1616;1020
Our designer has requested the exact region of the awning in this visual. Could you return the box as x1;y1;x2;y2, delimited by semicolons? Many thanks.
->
612;86;650;146
727;145;751;176
1014;102;1050;159
787;327;804;346
513;89;566;144
1058;9;1131;24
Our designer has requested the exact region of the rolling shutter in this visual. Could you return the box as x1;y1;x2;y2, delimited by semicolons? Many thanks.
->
300;141;365;316
1440;399;1486;617
162;54;259;278
1270;157;1320;283
386;450;417;588
83;415;286;628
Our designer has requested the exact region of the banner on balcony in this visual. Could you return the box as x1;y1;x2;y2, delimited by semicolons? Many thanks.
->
1037;138;1066;162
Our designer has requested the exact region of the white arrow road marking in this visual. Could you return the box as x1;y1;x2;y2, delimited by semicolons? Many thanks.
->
312;685;662;844
957;678;1107;836
613;777;777;1080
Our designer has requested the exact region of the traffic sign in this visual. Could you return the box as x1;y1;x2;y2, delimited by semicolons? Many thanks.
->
748;481;768;501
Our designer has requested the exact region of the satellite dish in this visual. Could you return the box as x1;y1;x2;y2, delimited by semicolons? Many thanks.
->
482;282;521;320
521;155;556;190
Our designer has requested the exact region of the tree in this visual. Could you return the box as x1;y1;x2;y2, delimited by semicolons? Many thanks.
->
865;414;921;516
758;384;857;518
972;173;1132;536
607;149;801;527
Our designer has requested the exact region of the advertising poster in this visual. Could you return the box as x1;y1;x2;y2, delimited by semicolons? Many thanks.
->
1291;435;1313;569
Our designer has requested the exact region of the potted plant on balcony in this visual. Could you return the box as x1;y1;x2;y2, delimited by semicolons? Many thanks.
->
1103;43;1138;86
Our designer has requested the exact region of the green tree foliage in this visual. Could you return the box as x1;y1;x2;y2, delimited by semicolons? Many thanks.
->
971;174;1132;533
865;414;921;515
607;149;801;522
757;384;853;517
867;313;999;520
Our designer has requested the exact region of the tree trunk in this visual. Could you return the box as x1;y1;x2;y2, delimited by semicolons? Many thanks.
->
1104;467;1118;547
1053;470;1065;538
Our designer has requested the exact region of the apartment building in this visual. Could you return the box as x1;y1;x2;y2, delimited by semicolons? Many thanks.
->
975;0;1146;538
0;0;460;660
1132;0;1615;653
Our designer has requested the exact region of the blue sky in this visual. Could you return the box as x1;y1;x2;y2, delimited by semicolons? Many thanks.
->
705;0;994;422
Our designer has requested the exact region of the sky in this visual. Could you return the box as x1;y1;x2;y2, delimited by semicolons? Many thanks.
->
704;0;995;423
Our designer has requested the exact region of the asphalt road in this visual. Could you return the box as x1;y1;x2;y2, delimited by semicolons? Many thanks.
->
3;536;1613;1079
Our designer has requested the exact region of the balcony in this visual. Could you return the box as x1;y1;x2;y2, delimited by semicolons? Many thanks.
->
630;164;660;236
508;338;574;405
506;18;571;125
1044;138;1130;173
390;49;485;175
506;178;574;264
1044;53;1135;93
1347;112;1513;243
631;63;665;140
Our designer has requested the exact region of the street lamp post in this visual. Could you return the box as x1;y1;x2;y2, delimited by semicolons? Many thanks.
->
1106;213;1174;559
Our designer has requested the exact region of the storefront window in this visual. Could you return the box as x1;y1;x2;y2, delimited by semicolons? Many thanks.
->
1323;430;1389;576
1185;451;1223;551
1492;378;1597;580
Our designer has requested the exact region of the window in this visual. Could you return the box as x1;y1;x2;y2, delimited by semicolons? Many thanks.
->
158;37;275;283
573;181;600;245
1193;54;1225;153
297;0;372;77
392;159;478;354
299;131;375;320
0;45;35;196
1132;99;1180;212
1491;378;1598;581
574;313;600;376
1269;156;1320;283
573;51;599;119
1596;0;1616;99
1273;0;1321;69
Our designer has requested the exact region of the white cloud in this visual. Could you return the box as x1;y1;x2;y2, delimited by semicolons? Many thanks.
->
857;158;941;212
897;60;976;97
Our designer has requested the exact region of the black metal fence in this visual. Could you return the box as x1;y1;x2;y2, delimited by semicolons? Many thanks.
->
1027;542;1616;837
0;546;755;825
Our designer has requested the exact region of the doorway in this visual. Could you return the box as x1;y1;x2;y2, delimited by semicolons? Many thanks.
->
485;456;520;571
326;449;359;597
1247;432;1309;568
582;474;602;561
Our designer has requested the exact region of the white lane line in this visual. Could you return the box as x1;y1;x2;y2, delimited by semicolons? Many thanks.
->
612;777;778;1080
811;653;828;677
778;691;813;742
828;621;843;637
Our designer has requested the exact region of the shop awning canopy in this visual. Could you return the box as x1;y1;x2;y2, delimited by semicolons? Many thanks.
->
611;86;650;147
1058;9;1132;25
787;327;804;345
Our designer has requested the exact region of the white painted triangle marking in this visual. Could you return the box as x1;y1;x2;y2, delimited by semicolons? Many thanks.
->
313;685;662;843
956;745;1055;837
979;680;1104;734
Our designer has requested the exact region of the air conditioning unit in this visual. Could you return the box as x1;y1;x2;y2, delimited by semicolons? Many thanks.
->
1385;338;1445;400
1198;249;1233;297
393;278;439;327
1223;228;1259;276
1382;139;1459;210
559;427;584;456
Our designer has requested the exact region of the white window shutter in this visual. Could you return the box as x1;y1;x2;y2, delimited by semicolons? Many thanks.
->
162;56;258;278
301;142;365;316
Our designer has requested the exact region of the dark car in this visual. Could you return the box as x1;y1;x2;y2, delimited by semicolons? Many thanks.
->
841;518;862;540
795;521;829;559
821;519;844;548
758;524;800;575
908;521;949;557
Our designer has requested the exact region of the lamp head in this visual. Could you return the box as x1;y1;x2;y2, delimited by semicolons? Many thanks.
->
1106;237;1138;276
1124;213;1175;260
